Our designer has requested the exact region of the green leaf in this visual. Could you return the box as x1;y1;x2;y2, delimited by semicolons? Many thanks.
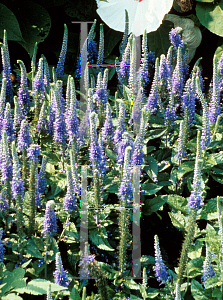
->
141;183;163;196
69;285;81;300
42;151;60;165
89;229;114;251
165;195;188;212
196;1;223;37
187;258;203;278
2;294;23;300
140;255;155;265
188;241;203;260
124;279;140;290
15;279;66;295
16;1;51;56
191;279;209;299
104;29;123;58
24;240;43;259
176;161;195;180
168;211;186;230
0;4;23;41
147;20;173;57
212;288;222;297
104;148;117;163
143;195;166;215
0;268;26;296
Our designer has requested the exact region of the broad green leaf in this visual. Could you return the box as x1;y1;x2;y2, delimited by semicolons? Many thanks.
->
187;258;203;278
204;276;221;289
124;279;140;290
0;268;26;296
2;294;23;300
141;183;163;196
0;4;23;41
42;151;60;165
188;241;203;260
104;148;117;163
191;279;209;299
16;1;51;56
24;240;43;259
165;194;188;213
212;289;222;297
69;285;81;300
89;229;114;251
143;195;166;215
168;211;186;231
196;1;223;37
147;20;173;58
176;161;195;180
104;29;123;58
140;255;155;265
15;279;66;295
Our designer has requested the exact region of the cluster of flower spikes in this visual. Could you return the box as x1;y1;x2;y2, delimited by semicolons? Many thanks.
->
54;252;69;287
42;200;57;237
153;235;170;285
201;245;215;285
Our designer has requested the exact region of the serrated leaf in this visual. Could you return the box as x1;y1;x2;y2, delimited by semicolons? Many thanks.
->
124;279;140;290
176;161;195;180
191;279;209;299
15;279;66;295
165;195;187;212
141;183;163;196
143;195;166;215
2;294;23;300
24;240;43;259
196;1;223;37
89;229;114;251
41;151;60;165
0;268;26;296
69;285;81;300
0;4;23;41
168;211;186;230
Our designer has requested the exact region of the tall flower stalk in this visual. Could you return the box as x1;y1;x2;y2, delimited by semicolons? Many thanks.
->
27;144;40;237
118;146;132;274
176;130;202;297
56;24;68;78
11;141;24;240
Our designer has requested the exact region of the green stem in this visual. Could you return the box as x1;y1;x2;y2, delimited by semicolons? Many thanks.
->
176;208;197;285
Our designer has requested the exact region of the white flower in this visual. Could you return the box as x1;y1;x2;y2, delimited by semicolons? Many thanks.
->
96;0;174;36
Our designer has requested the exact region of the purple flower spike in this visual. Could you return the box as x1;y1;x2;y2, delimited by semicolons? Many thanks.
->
42;200;57;236
0;229;4;263
17;60;30;113
11;141;24;199
169;27;184;50
2;102;15;143
0;189;8;213
1;131;13;184
54;252;69;287
17;120;31;153
153;235;169;285
56;24;68;78
27;144;41;164
64;166;77;213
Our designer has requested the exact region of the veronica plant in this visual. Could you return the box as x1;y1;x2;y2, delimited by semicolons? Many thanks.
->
32;57;45;119
17;60;30;114
56;24;68;78
54;252;69;287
